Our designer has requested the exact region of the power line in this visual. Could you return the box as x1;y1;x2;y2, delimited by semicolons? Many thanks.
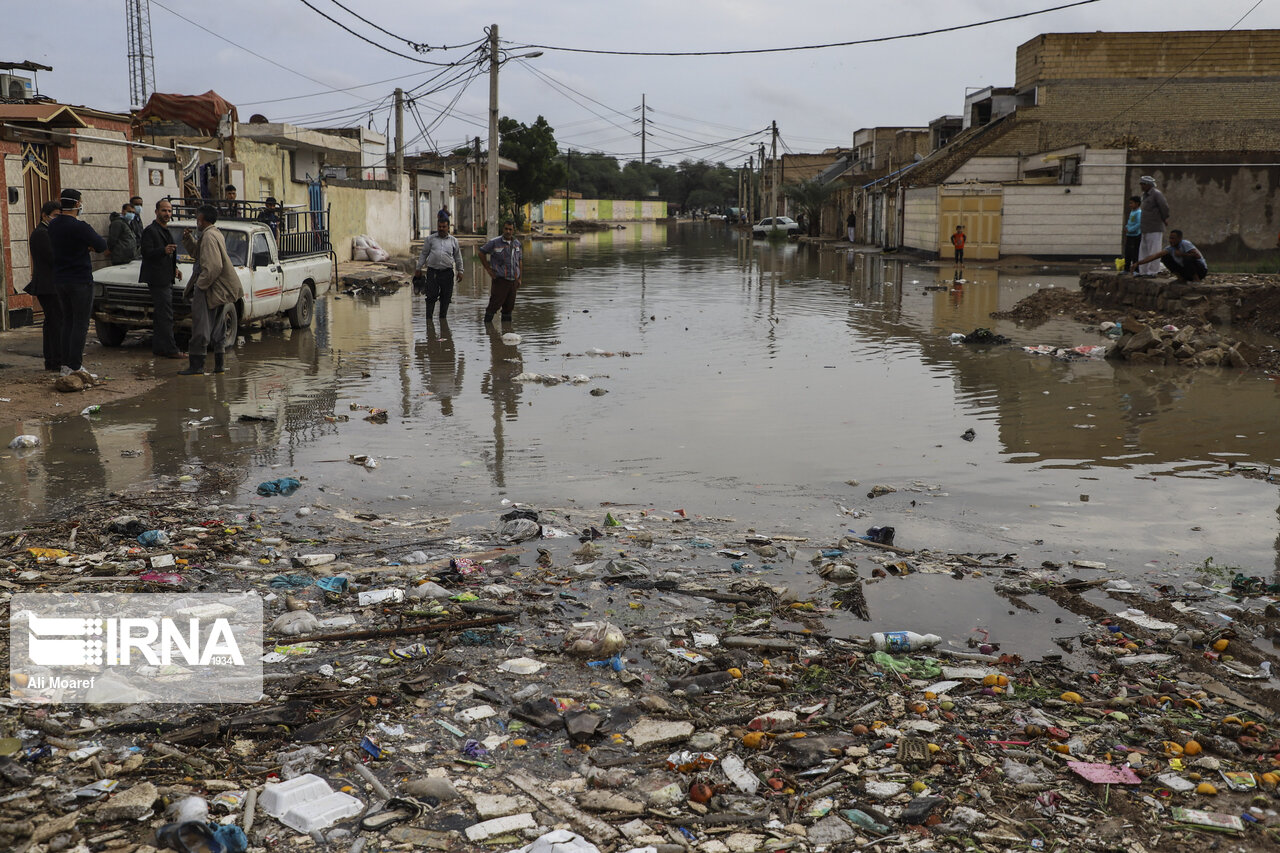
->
510;0;1102;57
1103;0;1266;123
237;70;428;107
150;0;354;95
293;0;463;65
320;0;484;54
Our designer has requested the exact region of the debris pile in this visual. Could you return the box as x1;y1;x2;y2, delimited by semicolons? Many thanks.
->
2;494;1280;852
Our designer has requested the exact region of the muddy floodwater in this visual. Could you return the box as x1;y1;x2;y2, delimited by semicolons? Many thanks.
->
5;222;1280;653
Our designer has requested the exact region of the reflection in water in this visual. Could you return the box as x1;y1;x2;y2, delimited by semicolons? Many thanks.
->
479;324;523;489
2;223;1278;579
416;318;464;417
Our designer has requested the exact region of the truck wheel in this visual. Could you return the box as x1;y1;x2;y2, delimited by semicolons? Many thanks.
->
287;286;314;329
217;303;240;349
95;319;128;347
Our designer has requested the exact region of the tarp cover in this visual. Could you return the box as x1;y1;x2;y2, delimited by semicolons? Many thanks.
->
135;91;237;135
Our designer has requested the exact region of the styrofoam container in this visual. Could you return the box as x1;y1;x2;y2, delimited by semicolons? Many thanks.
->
260;774;363;833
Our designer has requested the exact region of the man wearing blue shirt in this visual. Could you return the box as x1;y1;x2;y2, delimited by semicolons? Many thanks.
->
1123;196;1141;273
478;220;522;324
1136;229;1207;282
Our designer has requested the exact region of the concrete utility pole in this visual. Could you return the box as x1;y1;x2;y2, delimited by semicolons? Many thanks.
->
769;121;779;222
564;149;571;231
473;136;482;234
393;88;404;176
486;24;500;238
747;156;753;222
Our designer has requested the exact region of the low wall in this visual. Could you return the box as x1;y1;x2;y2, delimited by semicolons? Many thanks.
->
1079;270;1280;327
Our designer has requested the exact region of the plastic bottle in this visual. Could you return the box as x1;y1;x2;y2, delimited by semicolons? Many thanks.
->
871;631;941;653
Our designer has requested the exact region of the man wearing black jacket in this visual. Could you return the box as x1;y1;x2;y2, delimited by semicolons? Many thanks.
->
27;200;62;370
139;198;185;358
48;188;107;380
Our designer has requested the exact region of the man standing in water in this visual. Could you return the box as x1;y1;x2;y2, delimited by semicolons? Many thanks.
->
1136;176;1169;276
478;220;522;325
415;215;464;319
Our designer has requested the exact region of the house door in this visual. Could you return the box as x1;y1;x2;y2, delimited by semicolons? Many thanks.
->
22;142;56;231
417;191;431;240
939;187;1002;260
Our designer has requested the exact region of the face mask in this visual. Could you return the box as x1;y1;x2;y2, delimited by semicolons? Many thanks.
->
124;212;136;221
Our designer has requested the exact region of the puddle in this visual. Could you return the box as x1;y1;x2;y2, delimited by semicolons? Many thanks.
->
3;222;1279;609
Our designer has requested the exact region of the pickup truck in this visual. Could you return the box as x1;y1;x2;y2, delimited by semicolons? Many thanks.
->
91;202;335;349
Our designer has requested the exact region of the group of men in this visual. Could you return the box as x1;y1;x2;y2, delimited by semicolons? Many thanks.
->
26;189;244;379
1124;175;1208;282
414;210;524;325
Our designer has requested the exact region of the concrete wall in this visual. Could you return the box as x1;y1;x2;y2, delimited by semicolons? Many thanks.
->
948;156;1019;183
902;187;938;253
1000;150;1126;256
537;198;667;223
1016;30;1280;90
327;173;411;259
1128;154;1280;263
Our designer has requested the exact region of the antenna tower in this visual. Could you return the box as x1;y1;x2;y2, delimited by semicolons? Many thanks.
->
126;0;156;109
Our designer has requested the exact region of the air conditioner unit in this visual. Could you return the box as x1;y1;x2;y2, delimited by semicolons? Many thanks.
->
0;74;34;100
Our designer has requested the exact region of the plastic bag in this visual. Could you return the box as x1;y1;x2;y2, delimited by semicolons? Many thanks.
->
565;621;626;656
271;611;319;636
499;517;541;543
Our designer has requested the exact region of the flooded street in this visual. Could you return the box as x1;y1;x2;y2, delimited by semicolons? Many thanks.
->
5;222;1280;648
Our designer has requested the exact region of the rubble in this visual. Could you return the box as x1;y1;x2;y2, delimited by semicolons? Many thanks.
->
3;494;1280;853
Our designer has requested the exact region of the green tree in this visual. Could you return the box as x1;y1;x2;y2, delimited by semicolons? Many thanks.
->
498;115;565;221
783;179;838;236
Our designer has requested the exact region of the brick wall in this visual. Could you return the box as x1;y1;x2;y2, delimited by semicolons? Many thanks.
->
1016;30;1280;90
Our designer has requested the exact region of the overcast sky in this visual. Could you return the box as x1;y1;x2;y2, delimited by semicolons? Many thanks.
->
13;0;1280;165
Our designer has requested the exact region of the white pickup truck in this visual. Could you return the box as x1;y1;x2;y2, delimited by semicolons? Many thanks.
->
92;204;335;349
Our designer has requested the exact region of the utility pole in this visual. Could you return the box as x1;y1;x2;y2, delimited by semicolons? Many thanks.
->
769;121;779;221
747;156;754;223
473;136;482;234
486;24;500;238
757;145;765;220
564;149;571;232
393;88;404;176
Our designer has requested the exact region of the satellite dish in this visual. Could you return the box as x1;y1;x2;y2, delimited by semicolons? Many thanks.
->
249;113;269;124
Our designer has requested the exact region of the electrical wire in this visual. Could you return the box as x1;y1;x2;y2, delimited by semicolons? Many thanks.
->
150;0;359;95
508;0;1102;56
1102;0;1266;123
320;0;484;53
237;70;430;107
293;0;464;65
513;61;637;136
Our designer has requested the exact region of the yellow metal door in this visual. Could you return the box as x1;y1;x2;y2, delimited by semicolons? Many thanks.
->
939;187;1002;260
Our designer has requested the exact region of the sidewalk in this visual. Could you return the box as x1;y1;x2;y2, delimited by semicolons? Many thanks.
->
0;323;167;424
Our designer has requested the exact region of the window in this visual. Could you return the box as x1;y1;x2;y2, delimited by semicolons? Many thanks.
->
251;233;270;266
1059;156;1080;186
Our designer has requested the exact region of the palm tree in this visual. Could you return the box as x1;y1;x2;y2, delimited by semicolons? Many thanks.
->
783;179;838;237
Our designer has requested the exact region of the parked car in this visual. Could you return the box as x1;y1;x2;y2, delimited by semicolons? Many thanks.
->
91;202;334;349
752;216;801;237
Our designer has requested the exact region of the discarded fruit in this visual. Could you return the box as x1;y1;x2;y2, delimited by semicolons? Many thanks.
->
1196;782;1218;795
1182;740;1202;756
742;732;767;749
1060;692;1083;704
689;783;713;803
1212;638;1229;652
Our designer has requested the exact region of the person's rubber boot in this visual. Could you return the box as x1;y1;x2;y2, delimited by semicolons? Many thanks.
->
213;352;225;374
177;355;205;375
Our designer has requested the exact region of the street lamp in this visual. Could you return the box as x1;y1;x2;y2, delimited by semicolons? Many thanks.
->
486;23;543;237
